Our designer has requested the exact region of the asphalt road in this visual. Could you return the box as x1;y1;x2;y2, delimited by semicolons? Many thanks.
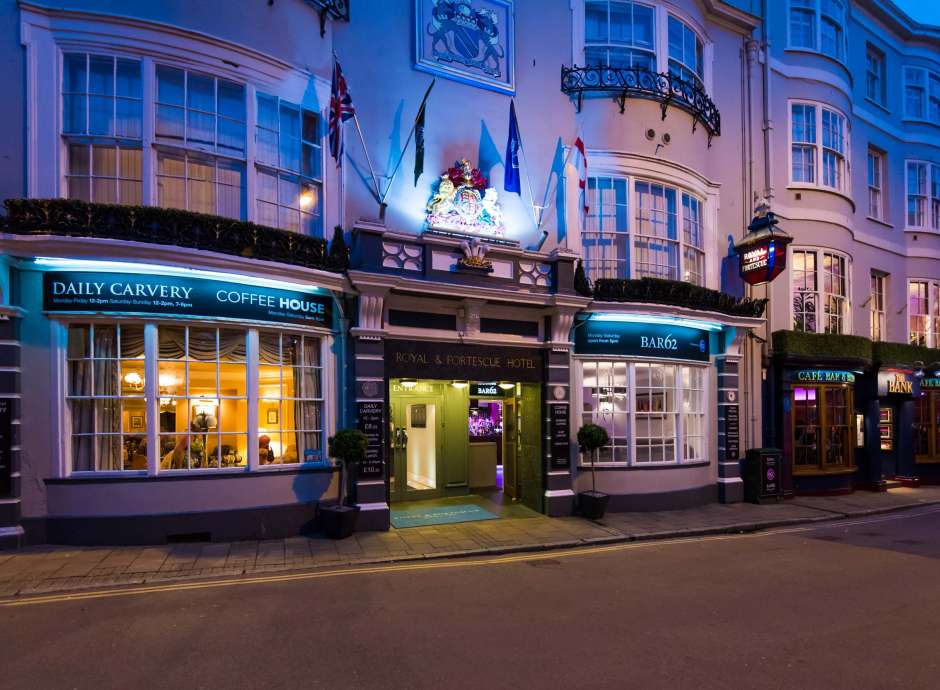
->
2;506;940;690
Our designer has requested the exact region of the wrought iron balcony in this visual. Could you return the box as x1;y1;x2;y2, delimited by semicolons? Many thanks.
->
560;65;721;145
305;0;350;37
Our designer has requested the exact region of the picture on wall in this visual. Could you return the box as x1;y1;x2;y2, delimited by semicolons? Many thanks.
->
415;0;515;94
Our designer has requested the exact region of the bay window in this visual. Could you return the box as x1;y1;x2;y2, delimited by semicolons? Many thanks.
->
62;53;143;205
792;248;851;335
906;161;940;230
870;272;886;342
584;175;706;285
66;322;327;474
61;51;325;230
904;66;940;123
909;280;940;347
580;359;707;466
788;0;846;62
582;2;708;91
790;102;849;193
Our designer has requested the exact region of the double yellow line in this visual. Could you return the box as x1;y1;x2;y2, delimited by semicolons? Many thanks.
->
2;529;799;608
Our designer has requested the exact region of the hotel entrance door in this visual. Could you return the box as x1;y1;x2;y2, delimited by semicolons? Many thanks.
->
390;397;444;502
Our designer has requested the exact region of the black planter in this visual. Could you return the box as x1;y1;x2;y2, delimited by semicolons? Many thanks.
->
578;491;610;520
320;504;360;539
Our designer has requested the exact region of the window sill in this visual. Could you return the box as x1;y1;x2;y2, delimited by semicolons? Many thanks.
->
900;117;940;128
863;97;890;115
786;184;856;212
47;463;336;484
866;216;894;229
578;460;709;471
793;466;858;477
903;227;940;235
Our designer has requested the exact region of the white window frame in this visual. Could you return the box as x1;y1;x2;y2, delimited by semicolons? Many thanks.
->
575;357;710;468
865;43;886;107
870;271;886;342
58;317;335;478
788;100;850;195
905;160;940;231
574;1;713;95
903;66;940;124
908;280;940;348
867;148;884;221
583;174;708;286
786;0;848;64
789;247;852;336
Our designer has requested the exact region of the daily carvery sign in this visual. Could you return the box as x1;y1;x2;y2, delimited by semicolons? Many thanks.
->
42;271;332;327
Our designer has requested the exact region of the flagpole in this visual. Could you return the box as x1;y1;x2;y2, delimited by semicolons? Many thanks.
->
509;100;541;227
351;112;382;204
537;144;574;226
381;79;436;204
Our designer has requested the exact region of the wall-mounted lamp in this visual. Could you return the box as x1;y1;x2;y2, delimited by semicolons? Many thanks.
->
400;379;418;389
498;382;515;391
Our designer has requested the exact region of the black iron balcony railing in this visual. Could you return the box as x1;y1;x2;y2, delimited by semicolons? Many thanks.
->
305;0;350;37
2;198;346;274
560;65;721;144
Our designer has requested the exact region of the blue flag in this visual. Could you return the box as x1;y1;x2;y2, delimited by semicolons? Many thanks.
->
504;100;522;194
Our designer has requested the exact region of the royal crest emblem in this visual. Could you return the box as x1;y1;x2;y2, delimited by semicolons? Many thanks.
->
428;0;504;78
426;159;506;238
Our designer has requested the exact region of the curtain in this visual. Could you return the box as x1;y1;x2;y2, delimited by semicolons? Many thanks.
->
93;326;121;470
69;326;95;471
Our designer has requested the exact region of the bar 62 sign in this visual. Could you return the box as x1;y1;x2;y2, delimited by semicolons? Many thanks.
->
574;318;711;362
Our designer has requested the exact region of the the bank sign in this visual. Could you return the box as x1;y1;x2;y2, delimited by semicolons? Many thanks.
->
42;271;332;327
574;317;712;362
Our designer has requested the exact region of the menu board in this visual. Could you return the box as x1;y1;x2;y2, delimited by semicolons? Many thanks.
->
550;403;570;469
356;401;385;479
0;399;10;497
724;405;740;462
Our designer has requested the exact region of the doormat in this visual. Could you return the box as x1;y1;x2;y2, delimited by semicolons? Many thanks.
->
390;503;500;529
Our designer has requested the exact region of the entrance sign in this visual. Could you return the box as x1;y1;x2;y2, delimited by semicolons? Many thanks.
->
386;340;542;382
471;382;502;397
43;271;332;327
356;401;385;479
723;404;740;462
574;318;711;362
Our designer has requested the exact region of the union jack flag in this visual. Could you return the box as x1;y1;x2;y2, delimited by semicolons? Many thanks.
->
329;58;356;163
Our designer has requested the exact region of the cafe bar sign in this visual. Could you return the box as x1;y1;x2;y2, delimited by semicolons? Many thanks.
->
788;369;856;384
574;316;712;362
42;271;332;327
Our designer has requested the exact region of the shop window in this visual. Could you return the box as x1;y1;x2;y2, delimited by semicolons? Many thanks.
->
158;326;248;470
878;407;894;452
580;359;706;466
791;248;850;335
584;176;706;286
792;385;854;472
255;94;323;237
908;280;940;347
257;331;323;464
905;161;940;230
67;324;146;472
62;53;143;205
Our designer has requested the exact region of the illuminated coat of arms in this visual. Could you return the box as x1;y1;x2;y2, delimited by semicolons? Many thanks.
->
428;0;503;78
426;159;505;238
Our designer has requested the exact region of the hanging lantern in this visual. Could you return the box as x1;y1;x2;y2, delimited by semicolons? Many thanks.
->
735;208;793;286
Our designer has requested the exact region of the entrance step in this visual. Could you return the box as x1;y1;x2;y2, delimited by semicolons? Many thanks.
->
883;479;904;490
893;477;920;489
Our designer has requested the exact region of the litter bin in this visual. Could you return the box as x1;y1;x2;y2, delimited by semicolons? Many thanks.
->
744;448;784;504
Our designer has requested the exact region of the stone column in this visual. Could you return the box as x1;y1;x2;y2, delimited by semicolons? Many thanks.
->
350;289;390;531
0;311;23;549
543;308;577;516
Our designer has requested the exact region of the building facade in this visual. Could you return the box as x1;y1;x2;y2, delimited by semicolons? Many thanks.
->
0;0;933;547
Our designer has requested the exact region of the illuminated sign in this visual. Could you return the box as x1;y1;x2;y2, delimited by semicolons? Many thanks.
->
921;377;940;390
471;383;502;397
574;318;711;362
739;237;789;285
42;271;332;326
878;369;919;397
791;370;856;384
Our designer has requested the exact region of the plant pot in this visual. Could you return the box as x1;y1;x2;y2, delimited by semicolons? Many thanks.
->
320;504;360;539
578;490;610;520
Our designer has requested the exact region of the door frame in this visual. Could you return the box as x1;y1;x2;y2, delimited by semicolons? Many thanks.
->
390;395;444;503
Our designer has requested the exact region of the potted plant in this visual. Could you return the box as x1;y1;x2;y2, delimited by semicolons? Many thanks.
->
577;424;611;520
320;428;367;539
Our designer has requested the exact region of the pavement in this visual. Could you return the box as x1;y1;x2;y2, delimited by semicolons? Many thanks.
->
3;503;940;689
0;486;938;600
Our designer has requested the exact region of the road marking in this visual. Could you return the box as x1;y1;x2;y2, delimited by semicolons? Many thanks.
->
3;504;936;608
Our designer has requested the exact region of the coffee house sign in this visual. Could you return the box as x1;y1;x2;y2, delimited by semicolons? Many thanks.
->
42;271;332;327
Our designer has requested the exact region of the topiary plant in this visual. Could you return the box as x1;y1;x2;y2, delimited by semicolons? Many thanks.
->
328;428;368;505
574;259;592;297
577;423;610;494
328;225;350;271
